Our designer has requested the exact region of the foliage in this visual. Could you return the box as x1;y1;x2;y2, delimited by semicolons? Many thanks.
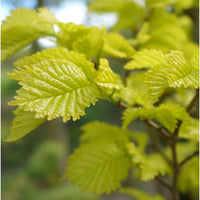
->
2;1;199;200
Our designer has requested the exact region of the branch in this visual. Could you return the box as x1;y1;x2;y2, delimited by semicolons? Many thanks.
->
146;125;172;165
186;89;199;113
173;120;182;137
171;142;180;200
179;149;199;167
155;176;172;191
141;118;172;144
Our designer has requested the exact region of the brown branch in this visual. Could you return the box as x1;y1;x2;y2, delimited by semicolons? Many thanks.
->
141;118;172;144
186;89;199;113
179;149;199;167
171;143;180;200
155;176;172;191
146;126;172;165
173;120;182;137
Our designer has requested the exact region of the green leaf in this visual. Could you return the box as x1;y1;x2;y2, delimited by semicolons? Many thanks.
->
179;118;199;141
81;121;148;151
103;33;135;58
140;9;188;52
88;0;125;12
81;121;128;144
120;188;165;200
122;103;189;132
145;50;199;103
146;0;175;8
5;108;46;142
111;2;144;31
126;143;168;181
124;49;166;70
1;8;56;61
57;23;89;49
57;23;104;60
8;48;100;122
113;88;152;107
122;107;175;132
145;62;168;103
140;153;169;181
166;51;199;88
66;139;131;194
178;156;199;193
94;58;122;89
72;27;104;59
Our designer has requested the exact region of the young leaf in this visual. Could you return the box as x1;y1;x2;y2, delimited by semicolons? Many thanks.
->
113;88;152;107
57;23;90;50
80;121;128;144
124;49;166;70
122;107;176;132
81;121;148;151
166;51;199;88
88;0;124;12
145;50;199;103
1;8;56;61
72;27;104;59
5;108;46;142
57;23;104;60
179;118;199;141
122;103;189;132
126;143;168;181
103;33;135;58
94;58;122;89
66;139;131;194
145;62;169;103
146;0;175;8
8;48;100;122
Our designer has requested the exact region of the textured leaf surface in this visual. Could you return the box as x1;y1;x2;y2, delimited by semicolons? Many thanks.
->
124;49;166;70
72;27;104;59
113;88;152;107
57;23;104;59
57;23;90;49
166;51;199;88
66;139;131;194
103;33;135;58
9;48;100;122
145;63;168;103
145;50;199;103
94;59;122;89
1;8;56;61
122;103;189;132
126;143;168;181
5;108;46;142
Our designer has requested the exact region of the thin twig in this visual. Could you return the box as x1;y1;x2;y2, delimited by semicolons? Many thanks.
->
171;143;180;200
179;149;199;167
173;120;182;137
146;126;172;165
186;89;199;113
141;118;172;144
155;176;172;191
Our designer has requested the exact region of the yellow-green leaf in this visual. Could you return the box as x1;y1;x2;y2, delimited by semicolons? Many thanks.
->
5;108;46;142
66;139;131;194
8;48;100;122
